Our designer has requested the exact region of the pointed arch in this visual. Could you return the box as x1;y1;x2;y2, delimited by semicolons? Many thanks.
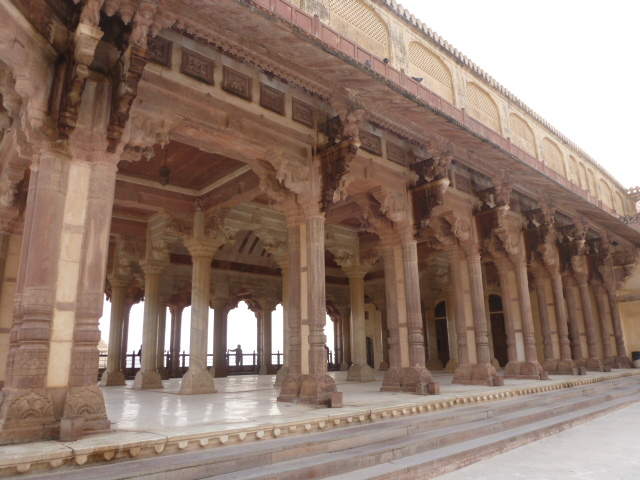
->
542;138;567;177
466;82;501;133
509;113;536;155
328;0;389;58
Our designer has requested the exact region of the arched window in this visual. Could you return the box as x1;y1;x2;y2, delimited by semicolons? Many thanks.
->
328;0;389;58
466;82;501;133
408;42;453;102
542;138;567;177
509;113;536;155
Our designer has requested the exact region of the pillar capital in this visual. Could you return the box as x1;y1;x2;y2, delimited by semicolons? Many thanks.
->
140;260;167;277
183;237;221;259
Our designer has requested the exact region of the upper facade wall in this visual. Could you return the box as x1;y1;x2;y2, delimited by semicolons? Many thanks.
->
294;0;631;215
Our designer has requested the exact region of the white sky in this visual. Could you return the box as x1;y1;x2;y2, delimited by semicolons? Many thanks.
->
400;0;640;188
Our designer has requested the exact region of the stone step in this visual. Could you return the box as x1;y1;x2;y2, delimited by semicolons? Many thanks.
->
23;377;640;480
206;384;640;480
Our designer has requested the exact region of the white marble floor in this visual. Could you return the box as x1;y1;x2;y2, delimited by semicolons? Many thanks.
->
102;370;629;434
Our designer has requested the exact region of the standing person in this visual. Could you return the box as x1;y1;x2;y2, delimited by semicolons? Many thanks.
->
229;344;243;366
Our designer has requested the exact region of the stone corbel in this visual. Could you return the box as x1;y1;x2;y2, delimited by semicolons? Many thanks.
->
58;19;104;139
205;208;237;245
119;110;172;162
371;186;408;225
263;147;310;196
253;227;287;258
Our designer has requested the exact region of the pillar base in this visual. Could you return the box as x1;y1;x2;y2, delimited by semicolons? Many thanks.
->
213;365;228;378
208;366;215;377
615;356;631;368
445;359;458;373
381;366;435;394
274;366;289;387
99;369;126;386
63;386;110;432
452;363;502;386
573;358;586;368
339;361;350;372
259;364;268;375
603;356;616;367
504;361;547;380
158;367;169;380
490;358;501;370
277;374;338;406
543;359;579;376
0;388;57;444
346;363;375;382
132;369;163;390
178;370;216;395
378;361;389;371
425;359;443;371
586;358;604;372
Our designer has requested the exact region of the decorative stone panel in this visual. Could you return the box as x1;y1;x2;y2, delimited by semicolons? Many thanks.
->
148;36;172;67
359;130;381;156
386;141;406;166
223;66;252;100
260;84;285;115
180;48;214;85
292;98;315;127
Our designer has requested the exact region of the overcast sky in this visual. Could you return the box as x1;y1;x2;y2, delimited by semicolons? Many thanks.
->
400;0;640;189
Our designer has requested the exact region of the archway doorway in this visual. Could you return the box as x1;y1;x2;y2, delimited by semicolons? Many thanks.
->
489;294;508;367
434;301;450;366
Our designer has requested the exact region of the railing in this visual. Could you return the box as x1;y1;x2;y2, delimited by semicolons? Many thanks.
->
99;349;341;378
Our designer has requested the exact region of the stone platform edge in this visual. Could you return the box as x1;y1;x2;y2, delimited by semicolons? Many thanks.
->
2;370;639;477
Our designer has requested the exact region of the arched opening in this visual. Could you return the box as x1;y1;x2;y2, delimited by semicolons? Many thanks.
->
324;314;336;369
489;295;508;367
227;300;258;373
434;301;450;366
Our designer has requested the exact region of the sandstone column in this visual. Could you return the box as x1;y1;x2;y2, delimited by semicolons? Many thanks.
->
563;275;585;364
380;243;404;391
259;300;275;375
608;290;631;367
532;271;554;366
513;258;544;377
549;270;577;374
424;298;442;370
179;206;218;394
466;250;499;384
99;277;128;386
133;261;165;389
575;268;603;371
169;303;184;377
593;284;615;366
448;249;472;383
212;298;228;378
345;266;375;381
495;260;519;371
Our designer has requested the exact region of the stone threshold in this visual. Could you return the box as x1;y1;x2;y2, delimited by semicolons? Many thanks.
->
2;370;639;477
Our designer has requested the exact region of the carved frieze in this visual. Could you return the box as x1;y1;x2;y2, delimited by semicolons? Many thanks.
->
180;48;214;85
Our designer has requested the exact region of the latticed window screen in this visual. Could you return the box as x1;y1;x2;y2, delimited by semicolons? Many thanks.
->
467;83;499;120
509;114;535;155
542;138;566;175
408;43;452;88
329;0;388;46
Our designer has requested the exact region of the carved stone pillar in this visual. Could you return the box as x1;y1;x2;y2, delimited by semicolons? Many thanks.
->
380;244;404;391
257;300;275;375
562;275;585;364
549;271;578;374
608;290;631;367
344;266;375;382
277;222;301;401
593;283;615;366
0;147;114;443
340;303;352;370
212;298;228;378
575;268;603;371
133;261;165;389
169;303;184;377
99;278;128;386
532;270;557;370
179;234;218;394
448;249;472;382
444;288;458;372
495;260;519;369
302;209;336;403
513;258;544;377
